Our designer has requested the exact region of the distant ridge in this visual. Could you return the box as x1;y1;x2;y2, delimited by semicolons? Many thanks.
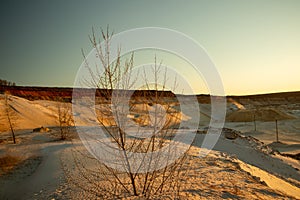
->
1;85;300;103
228;91;300;99
0;86;176;102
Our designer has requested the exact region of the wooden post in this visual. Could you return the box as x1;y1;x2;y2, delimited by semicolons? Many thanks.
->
275;120;279;142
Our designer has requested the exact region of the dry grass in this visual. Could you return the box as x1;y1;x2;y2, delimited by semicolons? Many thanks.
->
0;154;22;175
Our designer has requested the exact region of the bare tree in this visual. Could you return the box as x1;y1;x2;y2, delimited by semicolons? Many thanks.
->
1;93;17;144
67;28;195;198
0;79;16;87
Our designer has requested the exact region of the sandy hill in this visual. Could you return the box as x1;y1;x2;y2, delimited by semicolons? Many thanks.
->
0;93;300;199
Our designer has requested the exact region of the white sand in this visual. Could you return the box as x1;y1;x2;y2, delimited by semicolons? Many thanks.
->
0;95;299;199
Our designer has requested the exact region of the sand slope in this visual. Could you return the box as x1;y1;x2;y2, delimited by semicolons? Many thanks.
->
0;95;300;199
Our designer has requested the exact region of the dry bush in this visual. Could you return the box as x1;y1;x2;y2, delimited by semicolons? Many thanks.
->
0;155;21;175
66;28;196;198
56;98;74;140
63;142;191;199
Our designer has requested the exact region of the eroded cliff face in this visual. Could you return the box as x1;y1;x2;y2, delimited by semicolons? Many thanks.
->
0;86;73;102
227;92;300;112
0;86;177;103
1;86;300;107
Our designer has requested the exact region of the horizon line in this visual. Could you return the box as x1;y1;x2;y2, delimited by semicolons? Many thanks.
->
1;85;299;97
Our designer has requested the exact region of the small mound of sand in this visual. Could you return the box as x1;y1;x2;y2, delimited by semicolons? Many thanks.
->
226;108;295;122
267;142;300;154
33;126;50;133
222;128;240;140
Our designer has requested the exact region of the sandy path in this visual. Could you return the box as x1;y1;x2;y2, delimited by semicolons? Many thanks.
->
0;140;71;200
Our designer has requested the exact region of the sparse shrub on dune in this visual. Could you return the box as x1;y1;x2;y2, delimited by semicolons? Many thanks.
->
56;97;74;140
66;28;193;198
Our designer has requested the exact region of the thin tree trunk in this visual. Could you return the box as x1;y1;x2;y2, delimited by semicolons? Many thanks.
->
275;120;279;142
7;113;16;144
254;113;257;131
5;95;16;144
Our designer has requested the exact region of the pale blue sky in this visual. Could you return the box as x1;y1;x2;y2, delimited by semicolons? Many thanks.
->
1;0;299;95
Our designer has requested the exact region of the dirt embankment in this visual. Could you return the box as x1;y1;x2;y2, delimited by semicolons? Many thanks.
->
1;86;300;106
0;86;73;102
228;91;300;107
0;86;178;103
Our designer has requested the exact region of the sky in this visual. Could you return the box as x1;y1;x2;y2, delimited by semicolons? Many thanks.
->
0;0;299;95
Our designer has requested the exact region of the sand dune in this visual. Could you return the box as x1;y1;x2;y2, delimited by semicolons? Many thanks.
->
0;95;300;199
